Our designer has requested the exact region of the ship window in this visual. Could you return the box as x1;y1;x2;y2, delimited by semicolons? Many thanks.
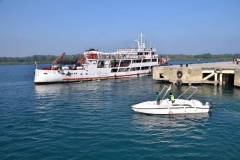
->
152;59;157;62
131;67;140;71
111;69;118;73
110;60;119;67
141;66;149;70
138;52;143;55
97;61;105;68
86;73;88;75
130;67;139;71
142;59;151;62
80;73;82;75
132;60;141;63
120;60;131;67
119;68;129;72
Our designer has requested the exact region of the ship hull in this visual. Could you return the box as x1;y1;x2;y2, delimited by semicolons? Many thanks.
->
34;68;154;84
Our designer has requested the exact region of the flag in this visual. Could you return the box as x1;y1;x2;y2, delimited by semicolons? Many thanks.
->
34;61;37;66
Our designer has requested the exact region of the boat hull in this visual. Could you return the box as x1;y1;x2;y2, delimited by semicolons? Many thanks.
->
131;100;211;115
34;68;153;84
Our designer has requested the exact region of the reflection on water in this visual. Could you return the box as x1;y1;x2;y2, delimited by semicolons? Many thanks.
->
131;112;212;142
2;65;240;159
35;84;69;97
34;81;113;97
132;113;210;128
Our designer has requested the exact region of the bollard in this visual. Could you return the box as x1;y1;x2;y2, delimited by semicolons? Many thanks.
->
186;64;188;67
180;64;183;67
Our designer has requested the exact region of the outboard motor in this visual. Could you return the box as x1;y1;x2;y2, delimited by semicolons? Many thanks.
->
205;102;212;108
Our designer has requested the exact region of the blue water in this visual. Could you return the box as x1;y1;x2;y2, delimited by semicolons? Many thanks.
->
1;64;240;159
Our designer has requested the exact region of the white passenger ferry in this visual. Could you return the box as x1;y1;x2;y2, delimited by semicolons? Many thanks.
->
34;33;168;84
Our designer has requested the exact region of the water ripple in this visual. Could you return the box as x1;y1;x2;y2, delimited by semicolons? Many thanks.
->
1;65;240;159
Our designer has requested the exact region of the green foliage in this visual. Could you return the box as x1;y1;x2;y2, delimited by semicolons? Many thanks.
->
0;54;82;65
0;53;239;65
159;53;240;61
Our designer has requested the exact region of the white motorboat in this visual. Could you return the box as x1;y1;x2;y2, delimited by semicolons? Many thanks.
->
131;85;212;115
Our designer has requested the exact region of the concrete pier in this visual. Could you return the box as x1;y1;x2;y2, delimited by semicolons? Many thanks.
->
153;62;240;87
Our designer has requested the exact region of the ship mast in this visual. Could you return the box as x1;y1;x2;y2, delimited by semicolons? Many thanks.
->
135;32;146;51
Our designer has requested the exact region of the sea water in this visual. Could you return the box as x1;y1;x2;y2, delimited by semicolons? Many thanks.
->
0;64;240;159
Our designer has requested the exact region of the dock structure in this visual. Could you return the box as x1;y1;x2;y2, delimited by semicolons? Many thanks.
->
153;61;240;87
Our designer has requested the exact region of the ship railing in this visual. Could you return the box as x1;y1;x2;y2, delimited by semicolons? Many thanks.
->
89;54;159;60
97;54;146;59
117;48;138;52
117;48;156;52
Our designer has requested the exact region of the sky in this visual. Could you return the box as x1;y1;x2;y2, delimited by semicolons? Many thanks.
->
0;0;240;57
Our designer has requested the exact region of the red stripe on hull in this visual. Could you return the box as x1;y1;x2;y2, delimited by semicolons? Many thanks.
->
62;73;151;81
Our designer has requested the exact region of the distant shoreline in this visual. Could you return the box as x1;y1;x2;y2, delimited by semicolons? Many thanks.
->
0;53;239;65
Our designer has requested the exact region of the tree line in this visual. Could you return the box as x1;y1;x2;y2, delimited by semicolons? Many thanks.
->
159;53;240;61
0;54;82;65
0;53;239;65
